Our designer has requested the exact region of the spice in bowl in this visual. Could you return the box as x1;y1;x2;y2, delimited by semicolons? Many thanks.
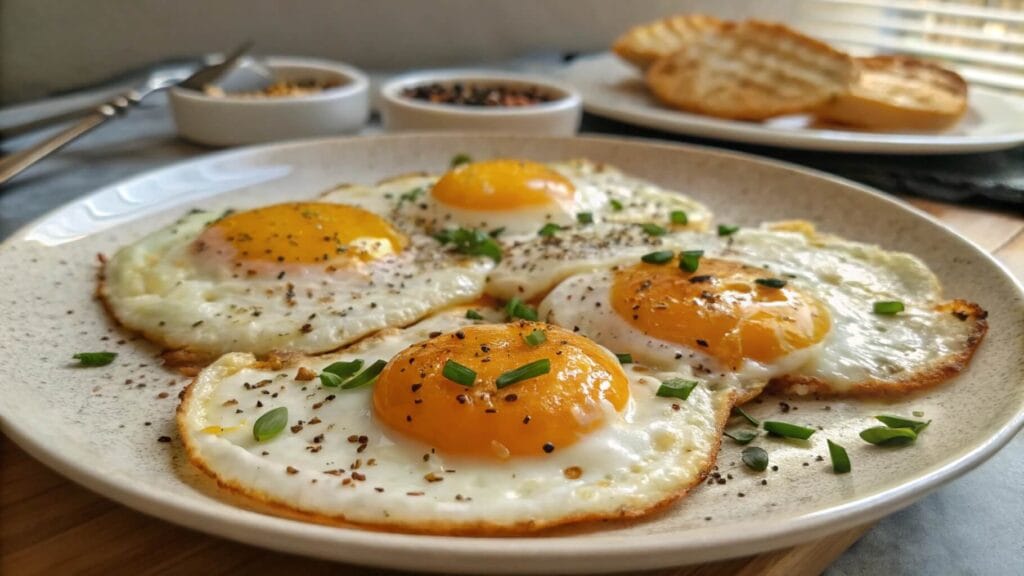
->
204;79;343;99
401;83;555;107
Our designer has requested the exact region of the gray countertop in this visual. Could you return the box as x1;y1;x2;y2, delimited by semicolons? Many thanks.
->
1;87;1021;576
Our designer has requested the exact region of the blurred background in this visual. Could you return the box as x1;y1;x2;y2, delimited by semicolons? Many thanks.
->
4;0;1022;104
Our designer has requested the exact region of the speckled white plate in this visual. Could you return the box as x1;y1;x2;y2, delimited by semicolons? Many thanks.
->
562;53;1024;154
0;134;1021;574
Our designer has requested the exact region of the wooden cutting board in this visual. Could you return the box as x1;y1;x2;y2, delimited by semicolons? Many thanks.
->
2;198;1022;576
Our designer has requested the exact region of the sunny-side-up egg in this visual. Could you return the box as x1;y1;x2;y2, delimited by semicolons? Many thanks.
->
322;158;712;239
99;202;491;358
538;222;988;403
177;306;733;533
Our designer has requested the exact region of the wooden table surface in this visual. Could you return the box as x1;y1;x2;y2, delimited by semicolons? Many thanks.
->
2;197;1022;576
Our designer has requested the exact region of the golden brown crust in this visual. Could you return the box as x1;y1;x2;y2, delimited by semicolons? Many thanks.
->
176;367;735;536
815;55;968;131
645;20;855;120
768;299;988;398
612;13;725;70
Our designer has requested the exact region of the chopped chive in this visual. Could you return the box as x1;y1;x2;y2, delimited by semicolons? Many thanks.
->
465;309;484;320
718;224;739;236
670;210;689;225
873;301;905;315
732;406;760;427
72;352;117;367
576;212;594;225
609;199;624;212
655;378;699;401
641;250;674;264
253;407;288;442
641;223;667;237
434;227;502;262
724;429;758;445
679;249;703;273
505;297;538;321
323;359;364;379
876;415;931;433
341;359;388;390
538;223;566;237
827;439;851;474
523;329;547;347
741;446;769;471
489;226;505;238
763;420;816;440
615;353;634;365
442;359;477;387
496;359;551;389
860;426;917;446
450;153;472;167
755;278;787;289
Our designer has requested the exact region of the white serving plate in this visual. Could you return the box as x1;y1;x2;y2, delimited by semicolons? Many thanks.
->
0;134;1021;574
562;53;1024;154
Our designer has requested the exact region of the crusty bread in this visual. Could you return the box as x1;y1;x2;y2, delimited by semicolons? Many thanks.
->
612;14;725;70
815;55;968;131
645;20;856;121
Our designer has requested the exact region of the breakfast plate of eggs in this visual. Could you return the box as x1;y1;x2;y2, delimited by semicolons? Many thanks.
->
0;134;1021;573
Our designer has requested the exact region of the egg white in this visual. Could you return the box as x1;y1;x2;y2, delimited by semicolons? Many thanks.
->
178;307;732;532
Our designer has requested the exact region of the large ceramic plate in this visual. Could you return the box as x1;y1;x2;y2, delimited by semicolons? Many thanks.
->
562;53;1024;154
0;135;1021;574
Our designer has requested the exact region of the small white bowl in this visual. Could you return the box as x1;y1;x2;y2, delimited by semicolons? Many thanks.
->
169;57;370;147
379;70;582;135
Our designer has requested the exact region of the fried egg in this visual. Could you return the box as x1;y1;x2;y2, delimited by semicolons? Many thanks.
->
324;158;711;238
539;223;987;402
100;203;490;357
178;307;732;533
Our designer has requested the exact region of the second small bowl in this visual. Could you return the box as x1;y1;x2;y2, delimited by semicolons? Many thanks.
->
379;70;582;135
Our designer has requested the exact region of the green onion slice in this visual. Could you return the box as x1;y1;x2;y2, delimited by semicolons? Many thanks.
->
505;297;538;321
755;278;787;289
641;223;667;237
724;429;757;445
741;446;769;471
495;359;551;389
576;212;594;225
670;210;689;225
873;301;905;315
732;406;760;427
718;224;739;236
465;309;484;320
656;378;699;401
827;439;851;474
860;426;917;446
763;420;816;440
615;353;633;364
679;250;703;273
253;407;288;442
876;415;931;433
341;359;388;390
72;352;117;367
450;153;472;167
523;329;547;347
641;250;674;264
442;359;477;387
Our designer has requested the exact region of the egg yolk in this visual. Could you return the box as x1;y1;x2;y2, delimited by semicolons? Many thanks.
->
430;159;576;210
193;202;407;270
611;258;831;369
373;322;629;459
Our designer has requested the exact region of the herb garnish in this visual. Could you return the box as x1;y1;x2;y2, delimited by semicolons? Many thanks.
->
340;359;387;390
755;278;787;289
615;353;633;364
641;223;667;237
538;223;567;237
434;227;502;262
253;407;288;442
670;210;689;225
465;309;484;320
827;439;851;474
320;359;364;387
576;212;594;225
397;187;424;206
763;420;816;440
724;429;757;445
609;199;624;212
450;153;472;167
875;415;930;433
860;426;917;446
679;250;703;273
655;378;699;400
718;224;739;236
496;359;551;389
523;329;547;347
873;301;905;315
505;297;538;321
72;352;117;367
732;406;760;427
741;446;769;471
641;250;674;264
442;359;477;387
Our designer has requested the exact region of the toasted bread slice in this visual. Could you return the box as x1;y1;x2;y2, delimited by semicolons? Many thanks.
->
646;20;856;121
612;13;725;70
815;55;968;131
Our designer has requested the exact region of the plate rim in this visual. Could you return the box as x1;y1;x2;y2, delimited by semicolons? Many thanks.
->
564;52;1024;154
2;133;1022;573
